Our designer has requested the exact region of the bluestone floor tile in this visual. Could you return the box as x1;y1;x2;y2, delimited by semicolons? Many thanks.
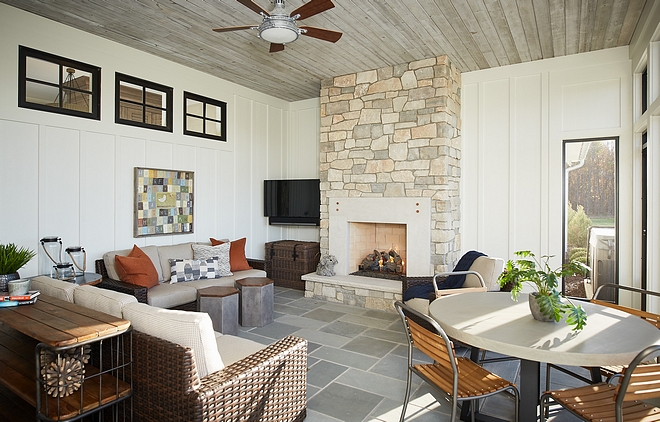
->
308;359;349;388
307;382;384;422
341;335;397;358
320;320;369;337
302;308;346;322
311;345;380;370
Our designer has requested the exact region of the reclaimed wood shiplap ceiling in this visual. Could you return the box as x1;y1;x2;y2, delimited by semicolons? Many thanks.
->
1;0;647;102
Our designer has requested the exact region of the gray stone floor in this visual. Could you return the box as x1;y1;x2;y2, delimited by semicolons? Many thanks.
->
237;286;586;422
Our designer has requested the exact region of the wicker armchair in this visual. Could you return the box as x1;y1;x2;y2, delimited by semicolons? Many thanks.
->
131;330;307;422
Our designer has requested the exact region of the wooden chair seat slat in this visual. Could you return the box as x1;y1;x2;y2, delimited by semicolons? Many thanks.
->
396;301;519;422
542;345;660;422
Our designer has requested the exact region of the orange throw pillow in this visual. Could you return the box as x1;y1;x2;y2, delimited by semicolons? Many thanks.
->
115;245;159;289
210;237;252;272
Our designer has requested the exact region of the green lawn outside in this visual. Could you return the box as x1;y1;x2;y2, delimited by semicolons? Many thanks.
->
590;217;615;227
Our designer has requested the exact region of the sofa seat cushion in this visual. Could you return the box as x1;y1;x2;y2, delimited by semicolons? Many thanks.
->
157;242;194;282
123;302;224;378
29;276;77;302
215;333;266;366
146;282;198;308
180;277;238;290
73;285;138;318
104;245;162;282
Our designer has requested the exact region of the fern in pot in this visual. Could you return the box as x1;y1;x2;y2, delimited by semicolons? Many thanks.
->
0;243;37;291
498;250;589;331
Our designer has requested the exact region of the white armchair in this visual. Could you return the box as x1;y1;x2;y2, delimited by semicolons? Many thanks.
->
404;255;504;314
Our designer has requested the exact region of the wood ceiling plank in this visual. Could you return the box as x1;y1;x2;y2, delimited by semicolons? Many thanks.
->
590;0;615;50
602;0;630;49
533;0;555;59
414;0;479;71
579;0;597;53
548;0;566;57
452;0;502;67
482;0;521;64
516;0;543;61
427;0;491;69
465;0;511;66
498;0;533;62
618;0;647;46
565;0;581;55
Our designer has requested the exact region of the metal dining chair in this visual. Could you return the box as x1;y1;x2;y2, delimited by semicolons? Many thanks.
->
541;344;660;422
545;284;660;390
394;300;519;422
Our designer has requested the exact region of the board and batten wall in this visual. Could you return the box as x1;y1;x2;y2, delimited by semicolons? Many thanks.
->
461;47;635;295
0;4;320;277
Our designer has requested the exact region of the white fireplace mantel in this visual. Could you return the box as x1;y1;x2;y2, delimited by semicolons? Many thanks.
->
328;197;432;277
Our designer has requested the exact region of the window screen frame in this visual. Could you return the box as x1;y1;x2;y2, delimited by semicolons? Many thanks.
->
18;46;101;120
115;72;173;132
183;91;227;142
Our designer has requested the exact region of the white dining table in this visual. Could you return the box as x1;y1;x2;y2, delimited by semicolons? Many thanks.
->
428;291;660;421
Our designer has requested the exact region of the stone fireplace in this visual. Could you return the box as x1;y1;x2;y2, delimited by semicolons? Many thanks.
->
304;55;461;311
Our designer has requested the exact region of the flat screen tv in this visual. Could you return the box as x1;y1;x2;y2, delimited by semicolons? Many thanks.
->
264;179;320;226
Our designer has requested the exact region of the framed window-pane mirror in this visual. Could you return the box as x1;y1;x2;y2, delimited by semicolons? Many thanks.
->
19;46;100;119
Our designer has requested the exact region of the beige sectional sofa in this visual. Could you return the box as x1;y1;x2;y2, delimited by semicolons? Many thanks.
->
97;241;266;309
30;275;307;422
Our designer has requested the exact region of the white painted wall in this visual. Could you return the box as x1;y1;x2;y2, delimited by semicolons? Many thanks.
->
461;47;633;287
0;4;320;276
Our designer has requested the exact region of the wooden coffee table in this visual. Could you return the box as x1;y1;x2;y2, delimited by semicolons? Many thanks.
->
0;294;132;420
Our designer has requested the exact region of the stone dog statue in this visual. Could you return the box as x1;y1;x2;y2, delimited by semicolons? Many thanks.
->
316;254;338;276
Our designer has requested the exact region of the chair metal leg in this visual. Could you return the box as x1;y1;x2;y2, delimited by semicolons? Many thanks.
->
399;367;413;422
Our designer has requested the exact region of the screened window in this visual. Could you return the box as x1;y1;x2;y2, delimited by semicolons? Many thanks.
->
115;73;173;132
18;46;100;119
642;66;648;114
563;138;618;300
183;92;227;141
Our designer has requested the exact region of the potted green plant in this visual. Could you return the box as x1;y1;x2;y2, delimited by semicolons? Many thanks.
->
0;243;37;291
498;250;589;331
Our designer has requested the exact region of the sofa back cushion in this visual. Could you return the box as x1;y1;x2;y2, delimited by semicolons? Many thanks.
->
74;285;137;318
29;276;77;302
104;245;162;282
122;302;224;378
157;242;194;282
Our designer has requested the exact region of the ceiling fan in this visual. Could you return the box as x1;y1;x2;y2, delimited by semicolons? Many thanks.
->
213;0;343;52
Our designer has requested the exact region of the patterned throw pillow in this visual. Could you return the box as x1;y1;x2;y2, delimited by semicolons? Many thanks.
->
169;258;230;283
191;243;232;277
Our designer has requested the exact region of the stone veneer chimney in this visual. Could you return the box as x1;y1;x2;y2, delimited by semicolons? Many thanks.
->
319;56;462;273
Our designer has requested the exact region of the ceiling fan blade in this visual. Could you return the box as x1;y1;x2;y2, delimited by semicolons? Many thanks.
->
270;43;285;53
212;25;255;33
291;0;335;20
237;0;269;16
299;26;342;43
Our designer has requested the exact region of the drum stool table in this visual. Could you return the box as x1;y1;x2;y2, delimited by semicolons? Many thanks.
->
235;277;274;327
197;286;239;335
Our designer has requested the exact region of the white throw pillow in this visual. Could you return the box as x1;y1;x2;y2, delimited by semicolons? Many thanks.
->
191;243;232;277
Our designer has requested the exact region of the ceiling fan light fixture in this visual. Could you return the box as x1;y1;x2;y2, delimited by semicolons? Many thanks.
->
258;18;299;44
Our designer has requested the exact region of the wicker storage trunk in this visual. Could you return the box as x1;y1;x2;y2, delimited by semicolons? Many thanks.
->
265;241;320;290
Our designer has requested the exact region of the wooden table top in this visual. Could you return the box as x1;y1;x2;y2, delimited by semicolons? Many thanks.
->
429;291;660;367
0;295;130;347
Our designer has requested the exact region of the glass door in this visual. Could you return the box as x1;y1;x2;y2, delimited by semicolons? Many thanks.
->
563;138;618;299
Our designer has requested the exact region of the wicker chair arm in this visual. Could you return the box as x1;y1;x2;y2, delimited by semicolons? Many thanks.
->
95;259;149;303
195;335;308;421
131;330;307;422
